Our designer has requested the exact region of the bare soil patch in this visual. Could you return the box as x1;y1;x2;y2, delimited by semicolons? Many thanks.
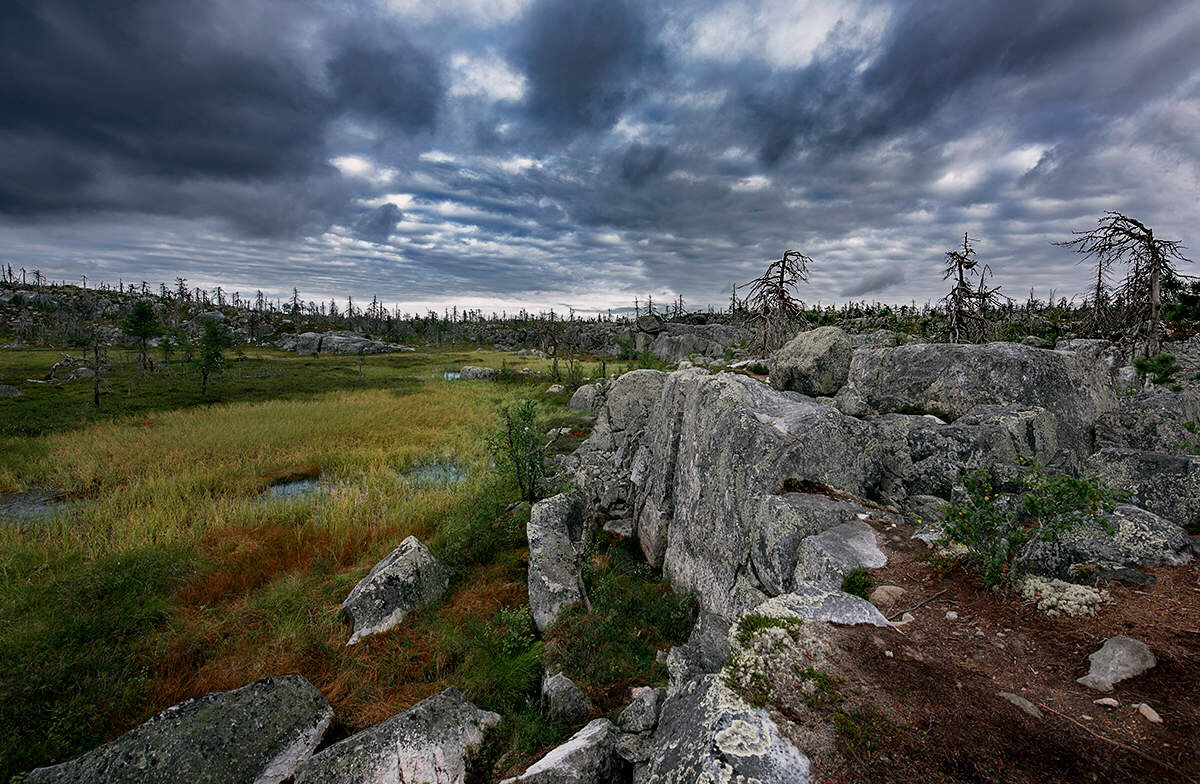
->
800;521;1200;783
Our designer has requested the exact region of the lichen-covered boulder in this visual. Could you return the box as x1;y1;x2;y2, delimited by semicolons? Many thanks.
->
28;675;332;784
342;536;449;645
567;382;604;411
1085;448;1200;529
527;493;586;633
500;719;627;784
542;672;593;726
641;675;811;783
294;688;499;784
768;326;853;397
1017;504;1197;582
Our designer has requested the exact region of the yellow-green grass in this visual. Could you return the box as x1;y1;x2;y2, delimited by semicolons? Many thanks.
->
0;345;685;781
0;365;546;778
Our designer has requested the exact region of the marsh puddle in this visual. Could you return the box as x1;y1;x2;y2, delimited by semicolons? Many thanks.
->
262;470;331;502
402;460;467;487
0;491;77;524
441;370;462;381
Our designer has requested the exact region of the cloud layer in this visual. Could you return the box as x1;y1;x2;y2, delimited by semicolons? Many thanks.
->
1;0;1198;312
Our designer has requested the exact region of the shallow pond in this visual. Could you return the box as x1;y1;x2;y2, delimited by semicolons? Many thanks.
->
403;460;467;486
441;370;462;381
0;491;76;524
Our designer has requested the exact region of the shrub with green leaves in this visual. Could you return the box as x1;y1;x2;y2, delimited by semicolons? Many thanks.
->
941;462;1120;587
1133;352;1181;389
840;568;874;599
486;399;551;504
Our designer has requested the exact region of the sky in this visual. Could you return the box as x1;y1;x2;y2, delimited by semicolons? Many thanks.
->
1;0;1198;314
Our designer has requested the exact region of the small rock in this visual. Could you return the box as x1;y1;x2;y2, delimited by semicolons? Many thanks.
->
460;365;500;380
998;692;1043;719
617;687;664;734
542;672;593;726
0;384;20;398
1135;703;1163;724
500;719;626;783
546;384;565;393
892;612;915;627
868;585;906;611
1094;697;1120;708
1076;636;1156;692
945;611;959;620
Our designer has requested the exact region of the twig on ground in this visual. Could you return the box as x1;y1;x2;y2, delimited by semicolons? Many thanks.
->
1039;702;1197;783
887;589;948;621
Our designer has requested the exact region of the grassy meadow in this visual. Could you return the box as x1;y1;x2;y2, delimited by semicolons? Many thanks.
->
0;345;691;781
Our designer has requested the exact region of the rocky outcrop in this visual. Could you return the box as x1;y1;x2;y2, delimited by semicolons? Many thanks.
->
627;319;748;364
341;536;449;645
275;331;414;354
29;675;332;784
1095;389;1200;453
527;493;587;633
294;688;499;784
768;326;853;396
501;719;626;784
837;342;1118;458
569;367;898;619
792;520;887;590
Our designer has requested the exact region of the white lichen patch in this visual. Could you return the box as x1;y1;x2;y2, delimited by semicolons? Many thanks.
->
713;718;771;756
1019;576;1110;618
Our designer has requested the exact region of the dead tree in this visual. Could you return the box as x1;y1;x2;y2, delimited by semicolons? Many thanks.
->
1056;212;1190;356
744;249;811;352
942;232;980;343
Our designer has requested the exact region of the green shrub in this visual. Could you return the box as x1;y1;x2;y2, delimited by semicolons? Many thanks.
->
941;462;1120;587
1133;352;1181;388
485;399;551;504
840;569;874;599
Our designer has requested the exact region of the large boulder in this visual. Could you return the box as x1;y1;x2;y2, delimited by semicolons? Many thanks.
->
1017;504;1197;582
294;688;499;784
527;493;587;633
640;675;811;783
29;675;332;784
840;342;1118;458
500;719;626;784
768;326;853;397
342;536;449;645
567;382;604;412
275;331;413;355
1085;448;1200;529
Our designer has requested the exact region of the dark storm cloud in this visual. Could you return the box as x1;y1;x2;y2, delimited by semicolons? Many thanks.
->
513;0;661;133
0;0;442;234
735;0;1180;166
617;143;672;187
353;203;403;243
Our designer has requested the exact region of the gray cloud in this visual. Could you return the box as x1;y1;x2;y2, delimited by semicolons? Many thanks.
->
840;266;906;297
0;0;1198;312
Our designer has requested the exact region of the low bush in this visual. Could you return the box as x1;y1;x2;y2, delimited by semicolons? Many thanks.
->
940;461;1120;587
